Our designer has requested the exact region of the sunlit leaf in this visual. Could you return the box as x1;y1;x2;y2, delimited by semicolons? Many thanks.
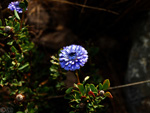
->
11;46;17;53
89;84;97;92
66;87;73;94
7;41;14;45
99;83;103;90
78;84;84;95
103;79;110;90
18;62;29;70
15;22;20;32
14;10;20;20
104;91;113;98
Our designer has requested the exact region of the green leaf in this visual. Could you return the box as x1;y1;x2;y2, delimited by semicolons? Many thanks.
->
4;53;10;59
98;105;104;108
90;84;97;92
15;22;20;32
78;84;84;95
89;107;94;112
16;111;24;113
74;91;81;99
18;81;24;86
14;10;20;20
103;79;110;90
66;87;73;94
5;19;8;25
12;61;16;65
93;105;98;108
85;84;90;95
99;83;103;90
74;83;78;88
2;77;6;81
104;91;113;98
18;62;29;70
11;46;17;53
0;80;3;86
7;40;14;45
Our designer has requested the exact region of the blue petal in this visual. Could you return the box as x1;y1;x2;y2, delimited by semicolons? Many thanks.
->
59;44;88;71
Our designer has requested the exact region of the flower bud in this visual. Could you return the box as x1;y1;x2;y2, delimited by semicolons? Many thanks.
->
99;90;105;96
4;26;13;33
16;94;25;102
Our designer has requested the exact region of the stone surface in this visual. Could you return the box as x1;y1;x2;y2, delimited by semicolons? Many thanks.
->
33;29;77;49
64;71;77;88
125;12;150;113
27;0;77;49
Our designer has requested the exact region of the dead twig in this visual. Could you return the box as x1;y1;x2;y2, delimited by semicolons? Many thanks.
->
81;0;87;13
109;79;150;90
49;0;119;15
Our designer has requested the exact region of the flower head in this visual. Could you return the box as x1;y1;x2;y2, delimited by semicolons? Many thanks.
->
59;44;88;71
8;1;23;13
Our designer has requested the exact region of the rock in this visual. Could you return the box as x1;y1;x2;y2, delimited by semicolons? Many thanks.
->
33;29;77;49
64;71;77;88
27;1;50;30
125;12;150;113
27;0;77;49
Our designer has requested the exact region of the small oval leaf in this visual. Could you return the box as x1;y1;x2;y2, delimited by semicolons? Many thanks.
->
104;91;113;98
99;83;103;90
103;79;110;90
78;84;84;95
90;84;97;92
66;87;73;94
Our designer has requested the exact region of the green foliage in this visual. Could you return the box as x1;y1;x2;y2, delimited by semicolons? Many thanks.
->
0;1;48;112
0;17;33;85
49;55;66;90
65;79;112;113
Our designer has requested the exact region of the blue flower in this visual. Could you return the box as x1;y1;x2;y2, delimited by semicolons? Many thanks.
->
8;1;23;13
59;44;88;71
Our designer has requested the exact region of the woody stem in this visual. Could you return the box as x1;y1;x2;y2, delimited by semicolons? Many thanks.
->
75;70;80;83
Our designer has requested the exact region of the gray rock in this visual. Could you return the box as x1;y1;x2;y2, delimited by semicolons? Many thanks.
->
125;12;150;113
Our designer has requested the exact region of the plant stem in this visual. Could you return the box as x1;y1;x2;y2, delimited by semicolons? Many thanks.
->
75;70;80;83
20;10;25;29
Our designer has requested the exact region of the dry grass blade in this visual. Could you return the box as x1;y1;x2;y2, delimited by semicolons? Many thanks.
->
81;0;87;13
49;0;119;15
109;79;150;90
